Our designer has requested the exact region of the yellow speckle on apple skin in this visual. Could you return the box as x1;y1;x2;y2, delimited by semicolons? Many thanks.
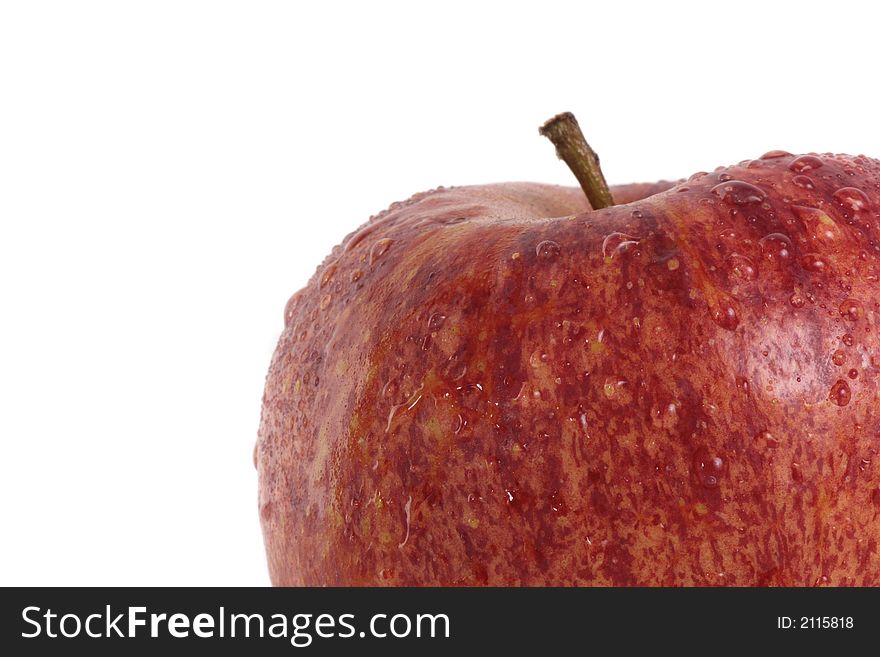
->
425;416;443;441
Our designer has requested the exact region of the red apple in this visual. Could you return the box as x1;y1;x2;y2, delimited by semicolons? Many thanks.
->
257;114;880;585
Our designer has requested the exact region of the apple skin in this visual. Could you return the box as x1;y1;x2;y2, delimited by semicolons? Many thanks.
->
257;154;880;586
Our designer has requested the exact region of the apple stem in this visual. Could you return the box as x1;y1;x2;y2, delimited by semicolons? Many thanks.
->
539;112;615;210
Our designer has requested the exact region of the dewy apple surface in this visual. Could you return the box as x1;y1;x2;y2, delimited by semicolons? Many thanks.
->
256;115;880;586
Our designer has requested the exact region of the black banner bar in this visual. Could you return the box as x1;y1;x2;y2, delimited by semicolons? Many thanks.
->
2;587;877;654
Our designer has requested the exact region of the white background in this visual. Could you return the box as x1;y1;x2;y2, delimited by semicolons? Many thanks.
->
2;1;879;585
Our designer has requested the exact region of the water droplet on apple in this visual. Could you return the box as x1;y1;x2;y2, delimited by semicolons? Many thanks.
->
760;150;792;160
832;350;846;366
841;334;855;347
453;414;464;434
382;378;400;399
711;180;766;205
789;293;805;308
725;253;758;282
718;173;734;182
603;380;616;398
839;298;864;321
710;299;739;331
736;376;750;395
601;232;640;259
284;291;302;326
536;240;561;259
791;205;840;245
792;175;815;189
693;449;725;489
833;187;871;212
398;495;412;549
320;293;332;310
829;379;852;406
428;313;447;330
789;155;823;173
320;260;339;288
717;228;739;243
369;238;394;265
800;253;827;273
848;368;859;379
759;233;793;262
529;349;549;368
344;221;382;253
350;269;363;283
755;430;778;448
